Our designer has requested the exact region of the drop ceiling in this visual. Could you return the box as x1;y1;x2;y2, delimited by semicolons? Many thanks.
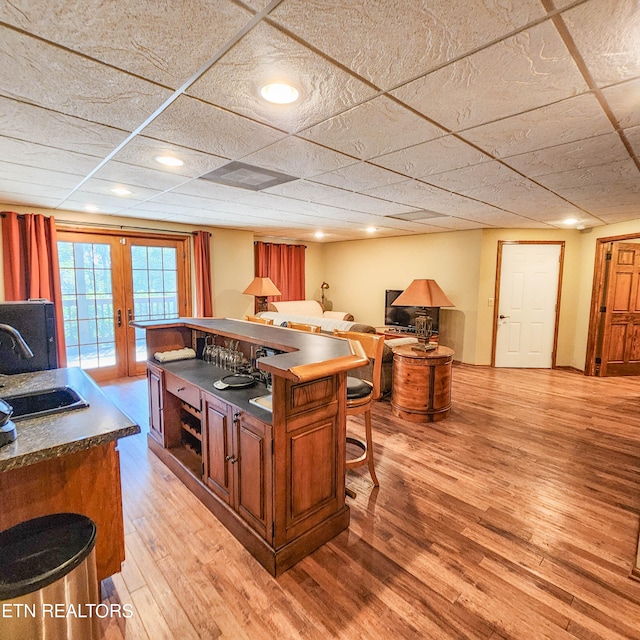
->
0;0;639;242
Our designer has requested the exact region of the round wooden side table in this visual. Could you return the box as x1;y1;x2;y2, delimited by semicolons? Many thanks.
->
391;345;454;423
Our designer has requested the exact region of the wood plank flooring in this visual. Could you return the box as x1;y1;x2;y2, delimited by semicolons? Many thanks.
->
99;365;640;639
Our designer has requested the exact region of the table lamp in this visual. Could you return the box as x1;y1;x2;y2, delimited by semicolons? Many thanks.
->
392;279;454;351
243;277;281;313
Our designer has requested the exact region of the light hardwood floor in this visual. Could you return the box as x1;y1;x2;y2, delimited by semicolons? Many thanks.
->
99;365;640;639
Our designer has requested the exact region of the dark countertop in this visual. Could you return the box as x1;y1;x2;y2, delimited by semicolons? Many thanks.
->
134;317;368;382
159;359;274;424
0;367;140;472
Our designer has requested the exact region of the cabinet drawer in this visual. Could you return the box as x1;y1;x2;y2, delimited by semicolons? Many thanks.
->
165;372;201;410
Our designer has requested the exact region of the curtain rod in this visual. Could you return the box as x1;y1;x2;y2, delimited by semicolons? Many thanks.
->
55;218;192;236
2;212;193;236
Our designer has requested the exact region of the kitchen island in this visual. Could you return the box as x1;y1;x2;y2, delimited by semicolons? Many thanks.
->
135;317;368;575
0;367;140;582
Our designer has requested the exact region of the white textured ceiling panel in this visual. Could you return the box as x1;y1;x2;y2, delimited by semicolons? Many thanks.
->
391;22;589;132
188;21;376;134
270;0;546;89
0;0;252;89
460;94;615;158
562;0;640;86
0;0;638;238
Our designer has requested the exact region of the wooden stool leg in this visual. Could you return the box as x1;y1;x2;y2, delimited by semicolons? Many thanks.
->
364;409;379;487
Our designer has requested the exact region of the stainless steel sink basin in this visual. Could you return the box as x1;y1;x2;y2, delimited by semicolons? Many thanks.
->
1;386;89;421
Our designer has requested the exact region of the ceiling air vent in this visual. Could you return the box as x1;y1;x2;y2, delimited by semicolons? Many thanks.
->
385;210;447;221
199;161;298;191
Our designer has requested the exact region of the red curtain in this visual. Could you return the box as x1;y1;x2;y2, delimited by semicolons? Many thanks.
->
1;211;67;367
193;231;213;317
254;242;305;303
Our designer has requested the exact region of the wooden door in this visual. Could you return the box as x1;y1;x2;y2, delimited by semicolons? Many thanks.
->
202;392;233;505
235;411;272;541
57;233;128;380
598;242;640;376
123;237;191;377
58;230;191;380
494;242;563;368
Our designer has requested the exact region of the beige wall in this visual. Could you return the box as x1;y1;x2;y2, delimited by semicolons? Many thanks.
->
0;205;323;320
320;230;483;362
3;203;640;369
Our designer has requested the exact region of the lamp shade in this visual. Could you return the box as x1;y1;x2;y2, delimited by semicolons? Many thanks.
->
392;279;454;308
242;277;281;297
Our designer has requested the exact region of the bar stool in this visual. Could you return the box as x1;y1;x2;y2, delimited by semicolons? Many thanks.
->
245;316;274;325
333;330;385;494
288;321;321;332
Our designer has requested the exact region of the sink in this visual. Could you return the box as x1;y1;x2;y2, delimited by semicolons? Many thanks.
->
1;386;89;421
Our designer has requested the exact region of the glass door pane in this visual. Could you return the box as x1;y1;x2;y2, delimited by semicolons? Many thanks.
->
124;237;190;377
57;234;127;380
130;244;180;363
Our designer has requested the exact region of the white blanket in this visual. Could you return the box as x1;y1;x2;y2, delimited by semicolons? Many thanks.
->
258;313;359;333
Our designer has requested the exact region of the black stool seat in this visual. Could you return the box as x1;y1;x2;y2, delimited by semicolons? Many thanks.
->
346;376;372;399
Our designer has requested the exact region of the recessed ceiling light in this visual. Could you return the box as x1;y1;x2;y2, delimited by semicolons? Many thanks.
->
110;186;132;196
84;204;99;213
563;217;578;225
314;231;325;239
155;155;184;167
260;82;299;104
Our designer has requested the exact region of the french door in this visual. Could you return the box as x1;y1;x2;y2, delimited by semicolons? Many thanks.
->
57;230;191;381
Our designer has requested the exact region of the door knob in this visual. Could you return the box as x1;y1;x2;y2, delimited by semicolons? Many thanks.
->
499;314;510;319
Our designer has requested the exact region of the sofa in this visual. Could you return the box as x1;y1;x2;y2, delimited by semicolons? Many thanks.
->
267;299;354;321
257;304;417;395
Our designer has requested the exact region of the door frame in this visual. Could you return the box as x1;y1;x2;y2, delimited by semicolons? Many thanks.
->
56;225;192;379
491;240;565;368
585;231;640;376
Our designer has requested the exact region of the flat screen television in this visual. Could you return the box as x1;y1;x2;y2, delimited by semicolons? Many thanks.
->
384;289;440;333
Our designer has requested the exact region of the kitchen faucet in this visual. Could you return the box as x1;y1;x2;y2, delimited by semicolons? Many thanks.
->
0;323;35;359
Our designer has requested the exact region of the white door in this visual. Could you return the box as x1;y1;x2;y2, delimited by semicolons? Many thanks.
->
495;243;562;368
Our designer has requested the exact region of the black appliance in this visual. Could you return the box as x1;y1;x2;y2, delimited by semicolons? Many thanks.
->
384;289;440;332
0;301;58;374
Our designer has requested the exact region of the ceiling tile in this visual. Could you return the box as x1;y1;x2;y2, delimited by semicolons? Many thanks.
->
311;162;406;192
0;27;173;131
264;179;347;201
0;137;102;176
0;96;128;156
458;178;588;216
270;0;545;89
562;0;640;87
188;21;375;133
299;96;446;159
142;96;285;159
504;132;632;177
371;134;491;178
91;162;191;192
111;137;229;178
240;136;355;178
603;78;640;129
534;159;640;192
0;189;67;209
0;162;83;190
422;161;523;192
391;22;588;131
460;93;614;158
0;0;252;89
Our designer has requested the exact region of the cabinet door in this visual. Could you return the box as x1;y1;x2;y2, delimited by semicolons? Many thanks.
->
234;410;272;541
202;393;233;505
147;363;164;445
